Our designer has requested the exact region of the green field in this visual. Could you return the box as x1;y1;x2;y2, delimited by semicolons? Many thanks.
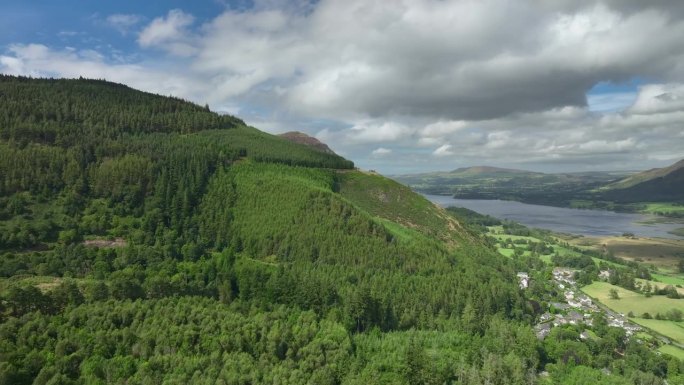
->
632;318;684;344
582;282;684;316
642;203;684;216
583;282;684;344
659;344;684;360
490;233;539;242
652;273;684;286
591;257;625;269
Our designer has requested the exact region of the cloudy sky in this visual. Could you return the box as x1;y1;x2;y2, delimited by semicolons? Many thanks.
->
2;0;684;174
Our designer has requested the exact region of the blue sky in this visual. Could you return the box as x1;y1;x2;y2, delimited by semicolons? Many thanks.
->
2;1;684;173
0;1;227;64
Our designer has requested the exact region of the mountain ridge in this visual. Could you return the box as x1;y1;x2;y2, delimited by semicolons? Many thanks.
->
605;158;684;190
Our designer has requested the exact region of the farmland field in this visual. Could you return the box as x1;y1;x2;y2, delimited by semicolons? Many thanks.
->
581;282;684;316
659;344;684;360
652;273;684;286
632;318;684;344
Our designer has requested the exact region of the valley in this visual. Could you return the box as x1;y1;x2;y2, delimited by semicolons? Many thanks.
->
395;162;684;217
425;194;684;239
445;201;684;363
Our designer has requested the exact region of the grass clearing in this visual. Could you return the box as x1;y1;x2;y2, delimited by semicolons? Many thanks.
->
659;344;684;360
591;257;625;268
582;281;684;316
0;275;94;295
490;233;539;242
632;318;684;344
652;273;684;286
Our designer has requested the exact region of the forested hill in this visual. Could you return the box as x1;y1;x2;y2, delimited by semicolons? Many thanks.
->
0;76;677;384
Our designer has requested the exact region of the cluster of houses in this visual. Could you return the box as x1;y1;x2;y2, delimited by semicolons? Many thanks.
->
525;268;641;340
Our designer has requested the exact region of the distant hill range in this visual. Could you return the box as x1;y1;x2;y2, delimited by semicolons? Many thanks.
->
393;165;626;198
278;131;336;155
394;160;683;205
601;159;684;202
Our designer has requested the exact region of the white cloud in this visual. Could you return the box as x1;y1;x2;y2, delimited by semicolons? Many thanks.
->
421;120;467;138
3;1;684;173
106;14;143;35
629;84;684;115
138;9;196;56
371;147;392;157
433;144;454;157
348;121;413;143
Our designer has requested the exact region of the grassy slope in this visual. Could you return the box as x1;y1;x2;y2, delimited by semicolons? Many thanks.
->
337;170;470;248
600;159;684;203
605;160;684;190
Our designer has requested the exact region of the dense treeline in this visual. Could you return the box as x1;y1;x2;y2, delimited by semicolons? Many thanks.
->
0;76;681;384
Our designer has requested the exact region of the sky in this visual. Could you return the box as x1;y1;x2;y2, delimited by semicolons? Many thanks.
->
2;0;684;174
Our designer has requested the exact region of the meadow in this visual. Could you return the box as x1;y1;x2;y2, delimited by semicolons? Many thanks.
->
582;282;684;316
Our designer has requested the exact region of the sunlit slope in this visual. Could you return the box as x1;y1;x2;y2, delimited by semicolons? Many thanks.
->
199;162;470;271
337;170;471;248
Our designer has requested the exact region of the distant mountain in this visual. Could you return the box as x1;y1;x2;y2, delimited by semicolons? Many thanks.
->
449;165;540;176
393;165;629;206
605;159;684;189
601;159;684;202
278;131;336;155
394;165;621;190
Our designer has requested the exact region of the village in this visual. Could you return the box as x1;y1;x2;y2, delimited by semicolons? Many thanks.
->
518;268;642;340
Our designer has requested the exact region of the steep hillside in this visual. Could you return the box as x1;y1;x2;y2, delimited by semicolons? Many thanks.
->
2;76;672;385
606;159;684;190
0;76;534;384
337;170;470;247
601;159;684;202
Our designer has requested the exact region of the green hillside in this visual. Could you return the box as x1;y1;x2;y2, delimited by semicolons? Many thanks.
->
0;76;679;385
600;159;684;203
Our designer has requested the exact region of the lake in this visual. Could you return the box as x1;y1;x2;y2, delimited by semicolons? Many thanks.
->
423;194;684;239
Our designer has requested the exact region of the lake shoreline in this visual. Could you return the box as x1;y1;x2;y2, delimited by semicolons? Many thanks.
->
424;194;684;240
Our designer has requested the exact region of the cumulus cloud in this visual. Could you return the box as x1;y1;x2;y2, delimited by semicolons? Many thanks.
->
3;0;684;173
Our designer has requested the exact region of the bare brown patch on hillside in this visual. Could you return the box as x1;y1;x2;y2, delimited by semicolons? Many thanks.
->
84;238;127;248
